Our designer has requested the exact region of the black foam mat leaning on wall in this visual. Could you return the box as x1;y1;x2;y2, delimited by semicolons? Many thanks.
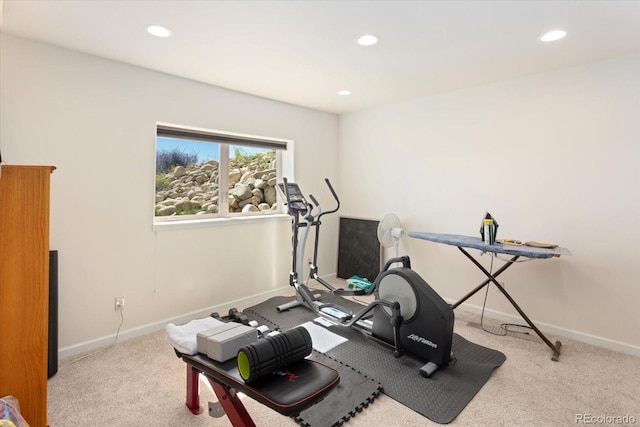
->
337;217;380;282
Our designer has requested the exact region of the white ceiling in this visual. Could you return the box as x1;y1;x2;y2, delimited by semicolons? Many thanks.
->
1;0;639;114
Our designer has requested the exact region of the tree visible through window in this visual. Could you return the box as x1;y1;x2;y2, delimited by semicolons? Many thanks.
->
154;124;288;222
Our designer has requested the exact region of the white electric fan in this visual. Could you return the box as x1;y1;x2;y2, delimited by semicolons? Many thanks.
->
377;213;404;258
376;213;416;319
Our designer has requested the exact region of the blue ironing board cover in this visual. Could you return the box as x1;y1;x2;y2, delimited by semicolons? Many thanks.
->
408;232;571;259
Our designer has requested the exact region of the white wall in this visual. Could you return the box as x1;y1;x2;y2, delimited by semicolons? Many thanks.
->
339;54;640;353
2;33;638;357
0;35;339;355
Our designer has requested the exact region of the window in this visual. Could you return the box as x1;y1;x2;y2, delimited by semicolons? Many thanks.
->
154;123;290;223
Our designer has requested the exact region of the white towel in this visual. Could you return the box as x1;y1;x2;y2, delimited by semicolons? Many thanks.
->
165;317;224;355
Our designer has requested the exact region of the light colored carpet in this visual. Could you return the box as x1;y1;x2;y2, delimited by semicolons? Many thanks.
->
48;299;640;426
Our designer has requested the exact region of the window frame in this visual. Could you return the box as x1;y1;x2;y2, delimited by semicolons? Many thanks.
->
153;122;292;228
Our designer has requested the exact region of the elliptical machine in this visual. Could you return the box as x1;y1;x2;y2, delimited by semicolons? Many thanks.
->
277;178;455;377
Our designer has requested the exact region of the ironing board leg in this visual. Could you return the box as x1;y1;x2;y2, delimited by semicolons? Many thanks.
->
186;365;203;414
451;250;517;309
209;380;257;427
454;247;562;361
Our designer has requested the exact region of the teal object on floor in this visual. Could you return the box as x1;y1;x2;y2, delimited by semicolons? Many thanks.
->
347;275;372;291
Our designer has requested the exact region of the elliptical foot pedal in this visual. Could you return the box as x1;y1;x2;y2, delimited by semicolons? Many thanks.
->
320;305;353;322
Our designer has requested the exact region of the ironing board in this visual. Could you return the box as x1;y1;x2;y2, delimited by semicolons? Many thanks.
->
408;232;571;361
179;351;339;426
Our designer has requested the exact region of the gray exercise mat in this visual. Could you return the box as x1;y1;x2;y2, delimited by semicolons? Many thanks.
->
244;293;506;424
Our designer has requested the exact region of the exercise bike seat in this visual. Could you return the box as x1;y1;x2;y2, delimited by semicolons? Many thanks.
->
181;352;340;416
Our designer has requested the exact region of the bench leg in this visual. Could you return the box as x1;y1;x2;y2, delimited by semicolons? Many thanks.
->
186;365;203;414
209;380;256;427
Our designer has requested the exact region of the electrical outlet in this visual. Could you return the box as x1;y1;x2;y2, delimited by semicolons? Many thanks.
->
114;297;125;311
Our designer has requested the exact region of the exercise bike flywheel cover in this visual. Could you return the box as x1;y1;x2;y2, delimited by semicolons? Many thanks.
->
376;269;418;321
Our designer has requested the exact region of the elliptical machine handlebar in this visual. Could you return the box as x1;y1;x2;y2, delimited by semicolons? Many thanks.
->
320;178;340;218
308;178;339;221
308;193;323;219
382;256;411;271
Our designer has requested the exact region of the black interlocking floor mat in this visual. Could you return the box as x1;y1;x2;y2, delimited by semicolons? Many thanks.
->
243;302;382;427
244;292;506;424
296;352;382;427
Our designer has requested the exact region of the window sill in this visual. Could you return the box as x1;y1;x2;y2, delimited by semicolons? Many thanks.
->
152;213;291;232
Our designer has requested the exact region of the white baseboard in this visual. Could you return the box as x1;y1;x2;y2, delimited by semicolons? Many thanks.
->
452;299;640;358
58;286;291;360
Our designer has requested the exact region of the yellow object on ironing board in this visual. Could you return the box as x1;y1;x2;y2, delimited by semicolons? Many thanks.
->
496;239;524;246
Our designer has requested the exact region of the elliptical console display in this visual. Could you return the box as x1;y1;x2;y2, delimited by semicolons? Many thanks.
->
278;182;307;212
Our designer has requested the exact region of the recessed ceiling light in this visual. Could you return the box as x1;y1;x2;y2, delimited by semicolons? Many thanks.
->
539;30;567;42
357;34;378;46
337;90;352;96
147;25;173;38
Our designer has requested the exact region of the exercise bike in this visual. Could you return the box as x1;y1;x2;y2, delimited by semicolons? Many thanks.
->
277;178;455;377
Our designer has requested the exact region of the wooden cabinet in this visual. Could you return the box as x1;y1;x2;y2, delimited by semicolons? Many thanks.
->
0;165;55;427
